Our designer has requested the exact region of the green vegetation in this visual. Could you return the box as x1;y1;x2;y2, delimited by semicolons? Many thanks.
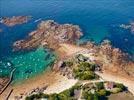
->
95;82;104;90
25;93;49;100
82;91;99;100
97;89;109;96
81;82;126;100
73;62;98;80
26;84;81;100
26;82;126;100
25;53;126;100
65;61;73;67
115;83;126;91
111;88;122;94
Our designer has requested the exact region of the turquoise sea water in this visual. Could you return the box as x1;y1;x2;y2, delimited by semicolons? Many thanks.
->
0;47;55;83
0;0;134;82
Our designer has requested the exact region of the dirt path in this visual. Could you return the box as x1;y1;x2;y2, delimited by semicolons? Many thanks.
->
95;71;134;95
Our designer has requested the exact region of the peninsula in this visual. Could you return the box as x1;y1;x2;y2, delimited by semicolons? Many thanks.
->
0;20;134;100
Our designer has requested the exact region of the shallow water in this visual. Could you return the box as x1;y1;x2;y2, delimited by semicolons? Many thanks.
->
0;47;55;82
0;0;134;82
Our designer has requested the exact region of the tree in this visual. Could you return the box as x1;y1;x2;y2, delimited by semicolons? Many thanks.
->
80;71;95;80
87;93;94;100
49;93;59;100
95;82;104;90
79;62;94;71
116;83;125;91
94;93;99;100
97;89;107;96
58;93;68;100
65;61;73;67
61;89;71;97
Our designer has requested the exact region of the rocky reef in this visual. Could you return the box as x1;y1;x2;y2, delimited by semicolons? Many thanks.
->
0;16;31;27
119;22;134;34
13;20;134;78
13;20;83;51
84;40;134;77
0;29;2;32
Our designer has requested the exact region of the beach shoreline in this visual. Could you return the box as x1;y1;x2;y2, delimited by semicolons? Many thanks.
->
0;43;134;99
0;65;78;99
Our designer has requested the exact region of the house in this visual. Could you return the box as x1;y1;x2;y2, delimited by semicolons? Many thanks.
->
104;82;114;90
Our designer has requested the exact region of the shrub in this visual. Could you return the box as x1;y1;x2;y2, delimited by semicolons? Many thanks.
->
115;83;125;91
58;93;68;100
82;91;93;100
97;89;107;96
49;93;59;100
61;89;71;97
87;93;94;100
82;91;99;100
65;61;73;67
76;71;95;80
111;87;122;94
94;93;99;100
95;82;104;90
78;62;95;71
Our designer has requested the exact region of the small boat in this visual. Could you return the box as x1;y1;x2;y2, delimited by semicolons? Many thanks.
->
7;62;12;66
34;18;41;23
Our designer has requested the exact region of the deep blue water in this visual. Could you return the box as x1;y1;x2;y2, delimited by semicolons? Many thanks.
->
0;0;134;81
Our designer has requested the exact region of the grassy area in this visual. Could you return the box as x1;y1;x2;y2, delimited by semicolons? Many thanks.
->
25;54;129;100
73;62;99;80
26;81;127;100
25;83;81;100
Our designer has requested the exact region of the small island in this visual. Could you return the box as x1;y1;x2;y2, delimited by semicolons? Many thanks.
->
0;16;31;27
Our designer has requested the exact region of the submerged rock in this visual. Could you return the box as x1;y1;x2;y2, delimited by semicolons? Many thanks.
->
119;22;134;34
0;29;2;32
0;16;31;27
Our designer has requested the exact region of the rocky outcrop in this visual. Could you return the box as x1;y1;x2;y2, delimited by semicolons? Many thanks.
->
0;77;9;93
13;20;134;78
13;20;83;51
0;16;31;27
130;22;134;33
119;22;134;34
84;40;134;77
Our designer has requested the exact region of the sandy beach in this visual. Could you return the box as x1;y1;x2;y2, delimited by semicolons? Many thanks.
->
0;43;134;99
0;70;77;100
58;43;134;95
0;43;92;99
57;43;95;60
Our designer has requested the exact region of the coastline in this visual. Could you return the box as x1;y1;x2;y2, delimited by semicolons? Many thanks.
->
0;19;134;99
0;43;134;99
0;66;78;99
95;71;134;95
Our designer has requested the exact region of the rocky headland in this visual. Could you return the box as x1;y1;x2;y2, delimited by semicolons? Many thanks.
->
12;20;134;95
0;16;31;27
13;20;83;51
13;20;134;78
83;40;134;78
